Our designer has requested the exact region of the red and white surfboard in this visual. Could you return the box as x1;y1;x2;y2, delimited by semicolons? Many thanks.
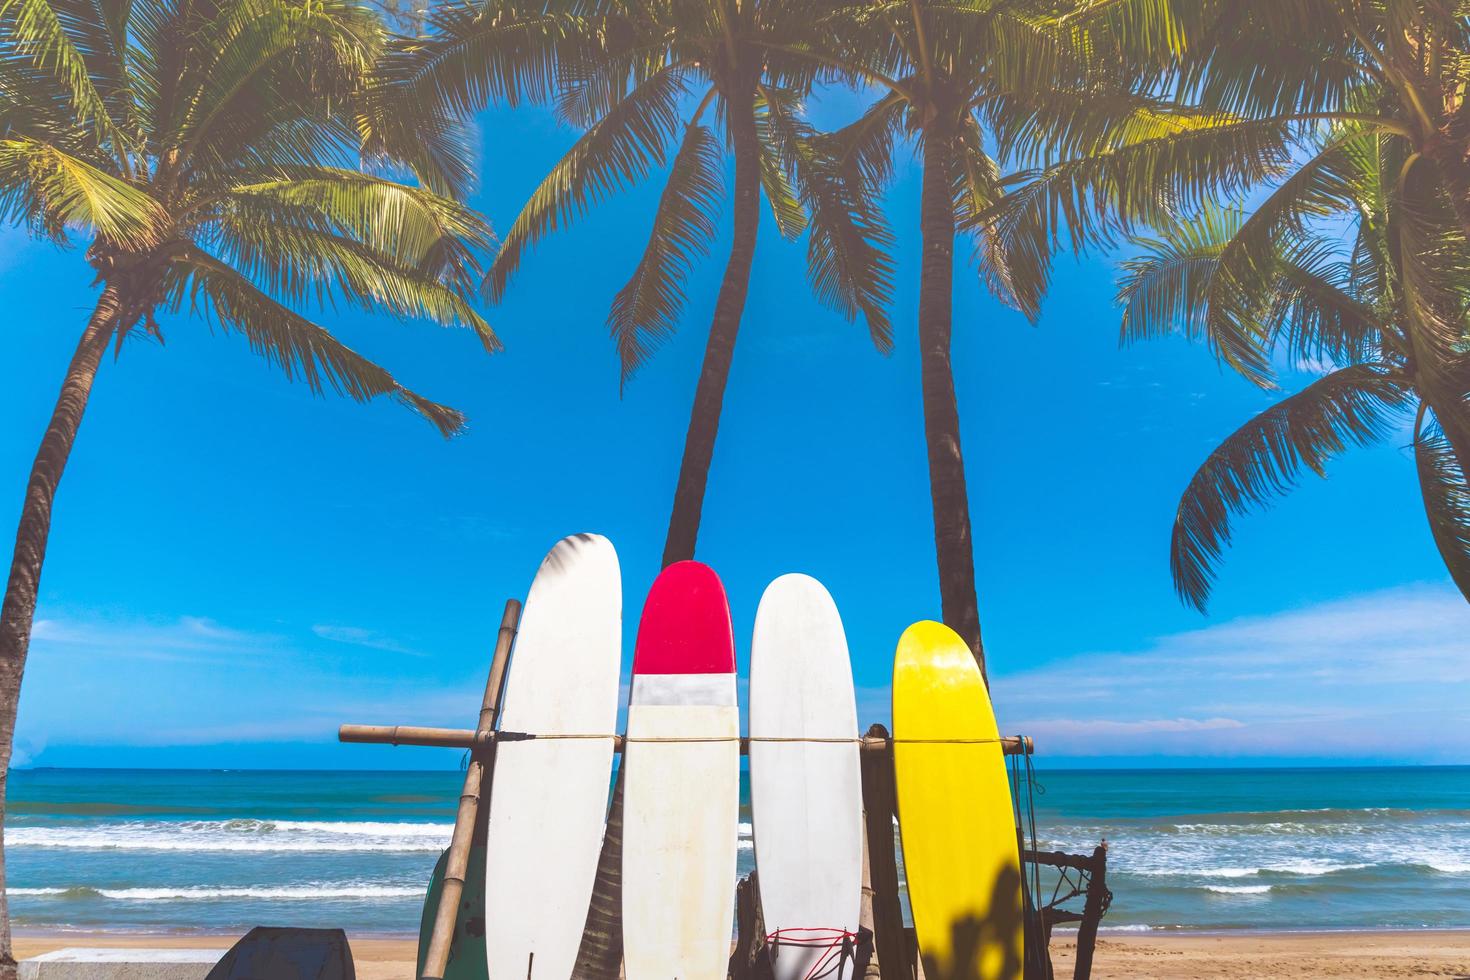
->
621;561;740;980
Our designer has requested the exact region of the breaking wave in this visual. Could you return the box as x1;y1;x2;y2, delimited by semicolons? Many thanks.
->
7;820;453;853
10;884;422;901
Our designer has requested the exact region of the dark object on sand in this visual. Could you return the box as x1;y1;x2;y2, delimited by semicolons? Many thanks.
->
204;927;356;980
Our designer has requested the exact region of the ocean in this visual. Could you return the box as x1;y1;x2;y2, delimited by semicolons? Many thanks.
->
7;766;1469;936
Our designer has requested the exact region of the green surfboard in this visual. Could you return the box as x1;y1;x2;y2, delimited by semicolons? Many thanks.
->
416;843;489;980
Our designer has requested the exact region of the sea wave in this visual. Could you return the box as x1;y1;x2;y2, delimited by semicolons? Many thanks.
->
10;885;422;901
1167;861;1371;879
1265;861;1371;876
1043;822;1470;883
1045;808;1470;841
1406;857;1470;874
7;820;453;853
1201;885;1272;895
1157;807;1470;829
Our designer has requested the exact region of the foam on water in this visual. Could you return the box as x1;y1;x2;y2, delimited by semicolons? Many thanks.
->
11;885;423;901
8;820;453;853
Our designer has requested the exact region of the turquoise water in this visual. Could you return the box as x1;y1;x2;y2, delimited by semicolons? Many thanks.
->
7;766;1469;935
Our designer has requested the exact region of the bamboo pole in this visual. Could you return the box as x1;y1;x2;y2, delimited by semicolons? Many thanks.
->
858;809;880;980
338;725;1033;756
420;599;521;980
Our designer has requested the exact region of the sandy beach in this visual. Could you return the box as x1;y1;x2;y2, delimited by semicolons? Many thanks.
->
1048;931;1470;979
14;930;1470;979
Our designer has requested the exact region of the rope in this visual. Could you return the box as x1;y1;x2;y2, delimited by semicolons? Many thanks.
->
1009;742;1048;978
764;927;857;980
494;732;1022;745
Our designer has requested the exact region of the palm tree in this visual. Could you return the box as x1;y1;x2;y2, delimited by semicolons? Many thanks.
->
1154;1;1470;483
1116;132;1470;608
1169;4;1470;260
980;1;1470;609
0;0;496;969
380;0;894;569
802;0;1147;673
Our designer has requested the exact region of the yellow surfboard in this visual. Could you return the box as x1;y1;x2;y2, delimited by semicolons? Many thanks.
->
893;621;1022;980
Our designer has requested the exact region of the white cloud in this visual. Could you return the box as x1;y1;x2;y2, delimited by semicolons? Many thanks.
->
1018;717;1245;737
993;583;1470;761
30;613;275;663
311;624;421;656
16;610;487;760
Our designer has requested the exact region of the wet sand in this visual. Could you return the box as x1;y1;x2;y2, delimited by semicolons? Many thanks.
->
14;929;1470;979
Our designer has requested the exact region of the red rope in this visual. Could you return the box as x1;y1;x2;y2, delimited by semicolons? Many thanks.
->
764;927;858;980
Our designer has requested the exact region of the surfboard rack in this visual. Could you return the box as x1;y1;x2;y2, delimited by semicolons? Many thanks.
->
338;725;1034;757
336;596;1108;980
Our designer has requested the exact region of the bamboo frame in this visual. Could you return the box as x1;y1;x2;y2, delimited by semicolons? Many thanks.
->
340;601;1041;980
338;724;1034;756
1072;843;1109;980
419;599;521;980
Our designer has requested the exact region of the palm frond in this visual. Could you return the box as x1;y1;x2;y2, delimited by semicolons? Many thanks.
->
0;136;161;243
169;247;468;436
0;0;118;142
762;84;894;352
606;122;723;388
59;0;145;137
985;114;1295;309
1177;3;1370;119
954;115;1037;319
1196;127;1369;328
484;64;686;301
988;90;1219;169
1268;237;1385;370
213;169;493;283
825;88;907;193
754;108;806;241
1172;362;1410;610
1058;0;1197;65
172;0;379;174
1117;207;1275;385
208;204;498;350
375;4;604;119
358;87;478;199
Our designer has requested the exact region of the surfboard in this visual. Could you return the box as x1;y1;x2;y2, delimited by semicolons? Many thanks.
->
483;534;621;980
892;621;1022;980
749;574;863;980
418;844;488;980
621;560;740;980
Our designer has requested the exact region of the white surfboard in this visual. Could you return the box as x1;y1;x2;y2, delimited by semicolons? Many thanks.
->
483;534;621;980
749;574;863;980
622;561;740;980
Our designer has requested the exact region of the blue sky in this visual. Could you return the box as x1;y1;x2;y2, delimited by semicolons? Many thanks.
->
2;95;1466;770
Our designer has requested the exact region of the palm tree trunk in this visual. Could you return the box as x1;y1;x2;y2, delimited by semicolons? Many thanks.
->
1423;389;1470;487
916;118;986;677
570;765;624;980
659;80;762;569
1424;119;1470;246
0;287;119;980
